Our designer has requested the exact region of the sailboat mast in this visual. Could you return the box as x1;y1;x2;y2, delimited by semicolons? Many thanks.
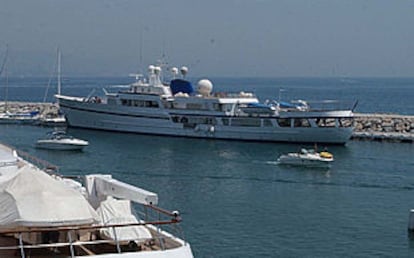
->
57;48;61;95
4;59;8;112
1;46;9;112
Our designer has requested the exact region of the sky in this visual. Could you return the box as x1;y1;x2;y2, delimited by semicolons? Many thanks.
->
1;0;414;77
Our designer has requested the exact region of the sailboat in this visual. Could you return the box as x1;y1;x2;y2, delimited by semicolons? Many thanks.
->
0;46;40;124
39;48;66;126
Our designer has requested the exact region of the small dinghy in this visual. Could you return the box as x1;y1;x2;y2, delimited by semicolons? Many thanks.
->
277;148;334;168
36;130;89;150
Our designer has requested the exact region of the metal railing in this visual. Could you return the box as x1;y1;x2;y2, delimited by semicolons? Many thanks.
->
0;207;184;258
15;149;59;174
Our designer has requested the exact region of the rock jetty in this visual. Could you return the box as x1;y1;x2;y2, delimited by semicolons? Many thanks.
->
0;101;60;118
0;101;64;127
353;113;414;143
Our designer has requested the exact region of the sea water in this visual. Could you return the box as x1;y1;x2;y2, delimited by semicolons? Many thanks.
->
0;77;414;257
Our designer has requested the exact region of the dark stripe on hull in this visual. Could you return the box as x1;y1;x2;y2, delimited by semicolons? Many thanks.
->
59;103;170;120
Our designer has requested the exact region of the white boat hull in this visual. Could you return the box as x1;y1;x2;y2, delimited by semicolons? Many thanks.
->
36;139;88;150
73;242;193;258
277;158;332;168
277;153;333;168
59;100;352;144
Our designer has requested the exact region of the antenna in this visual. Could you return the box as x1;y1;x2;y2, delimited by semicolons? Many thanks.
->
278;88;285;102
138;28;143;73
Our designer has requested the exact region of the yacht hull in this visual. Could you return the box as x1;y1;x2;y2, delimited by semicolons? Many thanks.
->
59;99;352;144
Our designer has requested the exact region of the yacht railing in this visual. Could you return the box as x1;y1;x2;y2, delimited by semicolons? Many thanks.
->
302;100;358;112
16;149;59;173
0;204;185;258
0;143;59;173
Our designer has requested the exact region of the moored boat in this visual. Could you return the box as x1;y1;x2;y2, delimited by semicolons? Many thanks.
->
56;65;355;144
0;142;193;258
38;115;67;127
0;110;40;124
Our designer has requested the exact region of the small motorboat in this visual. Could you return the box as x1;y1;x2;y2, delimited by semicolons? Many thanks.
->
36;131;89;150
277;148;334;168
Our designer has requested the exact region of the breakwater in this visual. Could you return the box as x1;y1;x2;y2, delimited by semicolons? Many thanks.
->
352;113;414;143
0;101;59;118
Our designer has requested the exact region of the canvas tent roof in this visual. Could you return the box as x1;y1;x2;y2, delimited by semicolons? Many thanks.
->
0;165;98;230
96;196;152;242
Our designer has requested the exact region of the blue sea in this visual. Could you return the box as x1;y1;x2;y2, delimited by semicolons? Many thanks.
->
1;77;414;257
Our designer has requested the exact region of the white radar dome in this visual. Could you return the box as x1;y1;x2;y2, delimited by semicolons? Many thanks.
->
148;65;155;73
154;66;162;75
171;67;179;75
180;66;188;76
197;79;213;96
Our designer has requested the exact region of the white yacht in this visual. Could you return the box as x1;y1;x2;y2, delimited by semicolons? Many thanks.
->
36;131;89;151
56;65;355;144
0;142;193;258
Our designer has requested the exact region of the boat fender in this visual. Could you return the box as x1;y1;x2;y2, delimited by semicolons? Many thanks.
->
209;126;215;133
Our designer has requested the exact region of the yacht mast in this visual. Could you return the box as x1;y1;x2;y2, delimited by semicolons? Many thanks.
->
57;48;61;95
4;58;8;112
1;46;9;112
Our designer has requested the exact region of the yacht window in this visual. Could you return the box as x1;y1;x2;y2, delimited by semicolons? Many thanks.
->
206;118;215;125
294;118;311;127
231;118;261;127
277;118;290;127
222;118;230;125
339;118;353;127
145;101;159;108
107;98;116;105
225;104;233;112
263;119;273;127
213;103;222;111
186;103;203;110
317;118;336;127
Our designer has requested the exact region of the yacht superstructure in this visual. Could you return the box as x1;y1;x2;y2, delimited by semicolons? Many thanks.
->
56;65;355;144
